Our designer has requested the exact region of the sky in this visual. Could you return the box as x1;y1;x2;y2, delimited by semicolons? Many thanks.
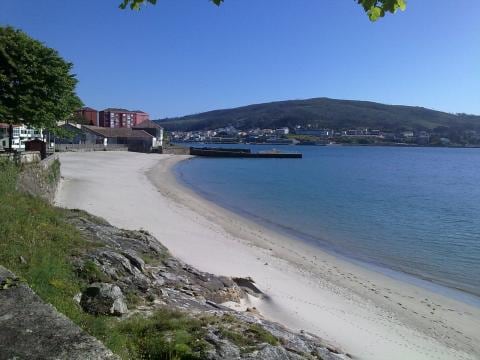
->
0;0;479;119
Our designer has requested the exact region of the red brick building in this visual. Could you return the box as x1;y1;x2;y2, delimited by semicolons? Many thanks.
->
80;107;150;129
75;107;98;126
132;110;149;126
98;108;137;128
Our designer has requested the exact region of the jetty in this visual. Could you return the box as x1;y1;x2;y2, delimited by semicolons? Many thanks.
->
189;147;302;158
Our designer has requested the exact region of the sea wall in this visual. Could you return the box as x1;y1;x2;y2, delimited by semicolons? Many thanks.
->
55;144;128;152
16;154;61;203
162;144;190;155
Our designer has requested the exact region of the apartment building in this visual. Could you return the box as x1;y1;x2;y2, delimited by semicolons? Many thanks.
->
0;123;43;150
97;108;150;128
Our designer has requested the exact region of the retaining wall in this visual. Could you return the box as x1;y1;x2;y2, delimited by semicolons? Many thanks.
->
0;151;41;164
16;154;61;204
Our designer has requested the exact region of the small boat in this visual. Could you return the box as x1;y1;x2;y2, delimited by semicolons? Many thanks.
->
190;147;302;158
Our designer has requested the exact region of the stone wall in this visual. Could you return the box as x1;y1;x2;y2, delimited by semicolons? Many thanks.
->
161;145;190;155
0;151;41;164
16;154;61;203
55;144;128;152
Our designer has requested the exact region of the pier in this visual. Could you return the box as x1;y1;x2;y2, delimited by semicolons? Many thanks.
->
189;147;302;158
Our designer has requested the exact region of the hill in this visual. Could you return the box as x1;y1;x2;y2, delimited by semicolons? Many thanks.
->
155;97;480;132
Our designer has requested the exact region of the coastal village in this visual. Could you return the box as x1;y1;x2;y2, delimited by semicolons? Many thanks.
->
170;125;480;147
0;107;164;155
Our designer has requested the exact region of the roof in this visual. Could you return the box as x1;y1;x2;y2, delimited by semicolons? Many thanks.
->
131;110;148;114
0;123;20;129
82;126;154;138
133;120;163;129
101;108;133;113
78;107;97;112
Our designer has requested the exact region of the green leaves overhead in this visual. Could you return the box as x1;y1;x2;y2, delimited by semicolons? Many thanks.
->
119;0;157;10
119;0;224;9
0;27;82;129
119;0;406;21
357;0;407;21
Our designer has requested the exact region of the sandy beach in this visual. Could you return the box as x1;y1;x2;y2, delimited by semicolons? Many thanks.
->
55;151;480;360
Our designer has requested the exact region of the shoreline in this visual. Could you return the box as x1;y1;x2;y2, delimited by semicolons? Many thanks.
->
174;159;480;306
56;152;480;360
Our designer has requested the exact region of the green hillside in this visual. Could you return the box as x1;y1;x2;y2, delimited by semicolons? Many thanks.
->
155;97;480;132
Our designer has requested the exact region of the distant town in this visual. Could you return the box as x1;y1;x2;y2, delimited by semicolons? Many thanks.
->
170;125;480;147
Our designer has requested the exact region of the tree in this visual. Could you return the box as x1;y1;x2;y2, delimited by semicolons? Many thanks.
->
0;26;82;150
119;0;406;21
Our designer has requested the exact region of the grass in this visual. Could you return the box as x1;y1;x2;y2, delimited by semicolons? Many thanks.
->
0;159;279;359
47;158;61;184
118;309;212;359
218;320;278;349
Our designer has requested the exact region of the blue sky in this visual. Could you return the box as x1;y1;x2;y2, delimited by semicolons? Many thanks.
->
1;0;479;119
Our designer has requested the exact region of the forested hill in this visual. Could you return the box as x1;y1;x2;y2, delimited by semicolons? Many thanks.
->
154;98;480;132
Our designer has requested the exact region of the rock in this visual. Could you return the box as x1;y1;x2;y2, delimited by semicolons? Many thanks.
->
97;250;135;277
0;267;20;290
205;330;241;359
232;277;264;297
0;266;117;359
80;283;128;316
216;341;241;359
246;307;262;317
210;286;243;304
161;271;179;282
94;250;150;290
246;345;290;359
218;276;235;287
316;347;349;360
122;250;145;273
73;292;82;304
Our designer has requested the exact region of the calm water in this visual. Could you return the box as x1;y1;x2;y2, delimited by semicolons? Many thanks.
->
175;145;480;302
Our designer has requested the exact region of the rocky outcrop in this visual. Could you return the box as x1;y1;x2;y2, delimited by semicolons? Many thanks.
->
0;266;117;360
80;283;128;316
66;210;350;360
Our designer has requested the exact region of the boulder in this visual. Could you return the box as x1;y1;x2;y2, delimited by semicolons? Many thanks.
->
80;283;128;316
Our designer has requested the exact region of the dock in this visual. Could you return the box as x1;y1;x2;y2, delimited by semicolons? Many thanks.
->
189;147;302;158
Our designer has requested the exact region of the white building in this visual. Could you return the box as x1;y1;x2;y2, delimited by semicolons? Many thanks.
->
275;127;290;136
0;124;44;151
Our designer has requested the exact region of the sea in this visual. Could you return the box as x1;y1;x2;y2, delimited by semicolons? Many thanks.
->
174;145;480;306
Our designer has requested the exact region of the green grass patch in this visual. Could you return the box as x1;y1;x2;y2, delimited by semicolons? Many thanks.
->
219;323;278;349
78;260;111;283
118;309;212;359
47;158;61;184
213;313;278;351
